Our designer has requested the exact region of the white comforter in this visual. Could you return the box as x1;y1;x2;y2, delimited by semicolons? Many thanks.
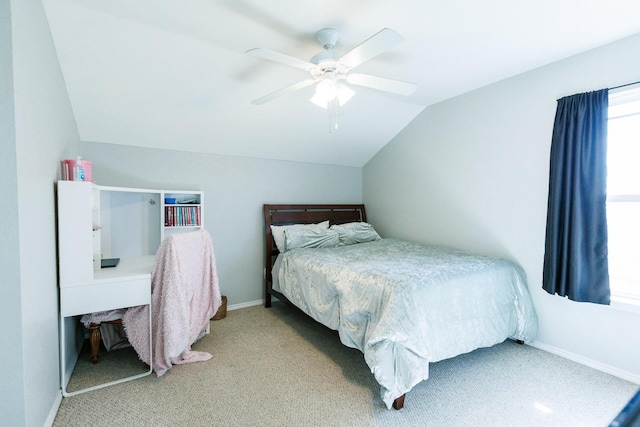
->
277;238;538;408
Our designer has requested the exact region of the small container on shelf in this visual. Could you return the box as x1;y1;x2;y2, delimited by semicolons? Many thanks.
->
61;158;93;182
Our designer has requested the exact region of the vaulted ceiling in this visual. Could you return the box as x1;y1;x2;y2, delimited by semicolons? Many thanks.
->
42;0;640;167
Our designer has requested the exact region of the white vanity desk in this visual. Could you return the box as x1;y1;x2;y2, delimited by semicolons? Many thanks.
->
57;181;159;397
60;256;154;317
59;255;154;397
57;181;203;396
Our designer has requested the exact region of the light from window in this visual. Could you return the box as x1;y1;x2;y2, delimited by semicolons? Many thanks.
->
607;86;640;304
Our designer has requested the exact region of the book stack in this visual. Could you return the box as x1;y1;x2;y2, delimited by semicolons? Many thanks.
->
165;205;201;227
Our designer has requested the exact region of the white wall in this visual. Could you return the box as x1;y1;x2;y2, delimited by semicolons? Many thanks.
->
5;0;81;425
79;141;363;305
364;33;640;382
0;0;26;425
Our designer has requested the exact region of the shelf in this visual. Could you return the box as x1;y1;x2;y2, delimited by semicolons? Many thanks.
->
161;191;203;239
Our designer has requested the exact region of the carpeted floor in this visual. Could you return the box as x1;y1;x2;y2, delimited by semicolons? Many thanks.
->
54;303;637;426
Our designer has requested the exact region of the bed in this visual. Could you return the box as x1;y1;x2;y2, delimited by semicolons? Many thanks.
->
263;204;538;410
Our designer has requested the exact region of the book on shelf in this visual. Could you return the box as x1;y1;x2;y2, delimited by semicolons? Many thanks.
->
165;205;200;227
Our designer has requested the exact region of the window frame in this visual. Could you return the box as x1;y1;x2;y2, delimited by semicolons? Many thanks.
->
606;85;640;311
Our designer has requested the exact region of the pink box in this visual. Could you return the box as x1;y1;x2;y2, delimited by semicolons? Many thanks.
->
61;159;93;181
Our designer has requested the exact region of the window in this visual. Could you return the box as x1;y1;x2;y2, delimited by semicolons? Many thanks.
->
607;86;640;305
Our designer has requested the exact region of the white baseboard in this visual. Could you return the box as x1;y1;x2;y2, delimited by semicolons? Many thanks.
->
529;341;640;384
45;391;63;427
227;299;263;311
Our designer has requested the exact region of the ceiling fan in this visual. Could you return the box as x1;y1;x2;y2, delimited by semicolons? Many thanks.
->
246;28;418;108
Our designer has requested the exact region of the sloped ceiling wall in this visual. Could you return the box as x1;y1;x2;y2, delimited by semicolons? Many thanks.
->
43;0;640;166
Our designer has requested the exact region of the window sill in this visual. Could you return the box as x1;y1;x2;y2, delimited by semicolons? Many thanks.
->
611;295;640;314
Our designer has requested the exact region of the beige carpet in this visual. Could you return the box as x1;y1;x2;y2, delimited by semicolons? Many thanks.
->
54;303;637;426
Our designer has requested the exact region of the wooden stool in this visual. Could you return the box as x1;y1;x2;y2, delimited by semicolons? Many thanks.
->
88;319;123;364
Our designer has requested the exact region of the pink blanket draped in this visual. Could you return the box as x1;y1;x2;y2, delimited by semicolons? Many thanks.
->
123;229;221;377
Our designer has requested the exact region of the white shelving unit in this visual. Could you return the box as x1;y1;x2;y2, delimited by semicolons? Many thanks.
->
161;190;203;241
56;181;203;396
58;182;204;287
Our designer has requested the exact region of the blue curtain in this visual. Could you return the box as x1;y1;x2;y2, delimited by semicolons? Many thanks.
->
542;89;610;304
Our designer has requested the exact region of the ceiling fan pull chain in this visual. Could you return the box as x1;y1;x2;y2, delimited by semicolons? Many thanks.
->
328;99;339;133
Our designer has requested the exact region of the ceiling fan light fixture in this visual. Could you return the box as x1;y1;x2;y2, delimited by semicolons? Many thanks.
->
317;79;336;100
336;83;355;106
311;80;354;109
310;79;336;108
310;95;328;108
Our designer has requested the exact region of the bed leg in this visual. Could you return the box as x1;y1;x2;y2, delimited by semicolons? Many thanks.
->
516;339;524;345
265;293;272;308
393;394;405;410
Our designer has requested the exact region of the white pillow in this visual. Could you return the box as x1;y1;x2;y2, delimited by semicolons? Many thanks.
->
330;222;381;246
283;227;339;251
271;220;329;252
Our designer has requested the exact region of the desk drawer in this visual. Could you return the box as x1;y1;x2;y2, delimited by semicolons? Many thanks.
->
61;278;151;317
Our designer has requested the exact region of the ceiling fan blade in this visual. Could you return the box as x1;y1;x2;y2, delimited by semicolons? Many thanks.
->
251;79;317;105
338;28;404;69
246;48;316;71
346;73;418;96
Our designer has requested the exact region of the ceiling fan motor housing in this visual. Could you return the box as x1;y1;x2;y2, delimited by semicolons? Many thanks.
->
311;29;348;79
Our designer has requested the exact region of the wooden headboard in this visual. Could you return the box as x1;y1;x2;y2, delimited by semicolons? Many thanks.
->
262;204;366;307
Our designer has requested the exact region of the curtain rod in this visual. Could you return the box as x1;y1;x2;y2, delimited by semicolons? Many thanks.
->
609;80;640;91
